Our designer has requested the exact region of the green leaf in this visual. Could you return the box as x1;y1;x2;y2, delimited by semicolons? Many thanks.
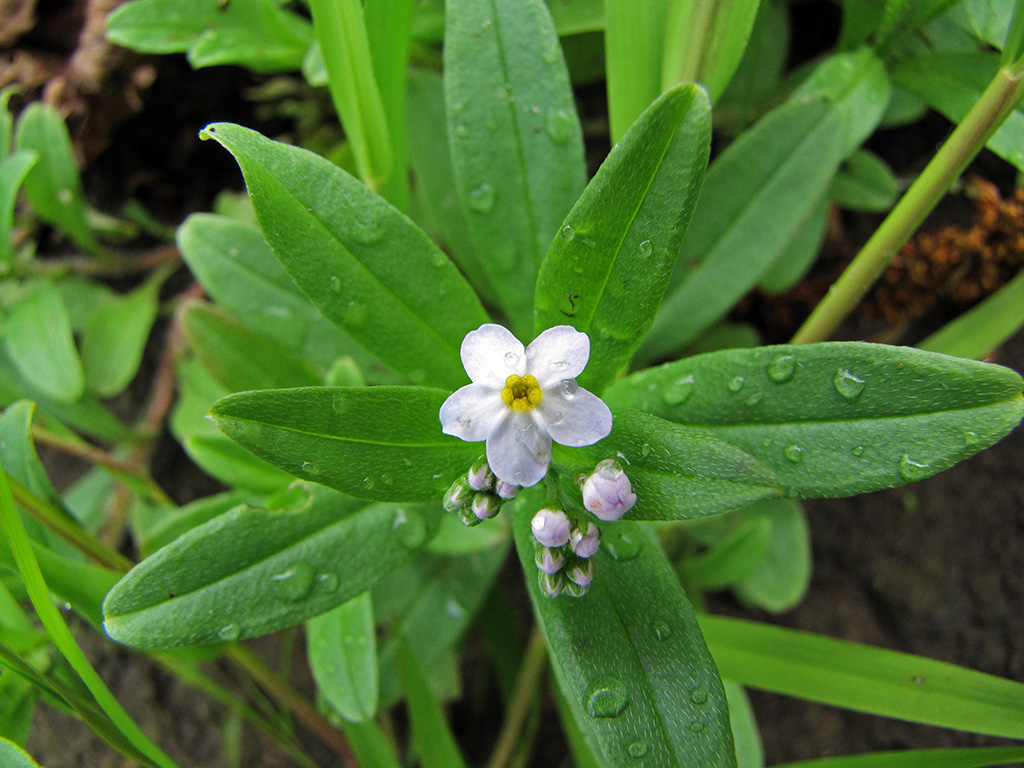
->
534;84;711;393
875;0;962;52
102;483;440;648
3;282;84;403
0;738;44;768
201;122;487;389
680;517;772;590
828;149;899;212
445;0;585;331
776;746;1024;768
307;591;378;722
717;0;790;131
701;614;1024;739
177;213;378;373
606;343;1024;501
0;401;64;513
604;0;669;142
724;683;763;768
135;490;255;555
0;676;37;747
1003;0;1024;64
644;49;889;360
180;303;322;392
13;104;101;254
0;87;14;156
210;386;478;502
756;194;829;295
397;636;469;768
732;500;811;613
514;491;736;768
339;720;403;768
0;152;37;268
918;272;1024;359
81;277;161;398
661;0;762;102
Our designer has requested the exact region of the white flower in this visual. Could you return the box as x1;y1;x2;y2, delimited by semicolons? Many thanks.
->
439;324;613;487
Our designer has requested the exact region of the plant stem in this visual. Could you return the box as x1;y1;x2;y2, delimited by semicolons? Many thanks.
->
12;244;181;278
486;625;548;768
791;65;1024;344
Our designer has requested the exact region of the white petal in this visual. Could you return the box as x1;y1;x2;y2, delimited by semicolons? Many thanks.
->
439;383;505;442
460;324;526;386
536;386;612;447
486;412;552;487
526;325;590;387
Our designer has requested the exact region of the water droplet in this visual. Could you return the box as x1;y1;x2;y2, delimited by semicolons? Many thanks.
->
745;392;764;406
217;623;240;642
662;375;695;406
393;508;427;549
638;239;653;257
343;301;368;327
329;275;342;293
728;376;745;392
639;443;652;459
560;378;579;397
270;561;316;602
628;742;647;758
913;675;927;685
606;531;641;561
852;445;865;457
545;107;575;144
651;619;673;641
784;445;804;464
587;680;629;718
548;410;564;424
899;454;930;481
689;720;704;733
300;461;317;475
833;369;866;401
318;573;339;592
690;687;708;705
964;431;980;445
767;355;797;382
561;224;575;240
351;211;385;244
468;183;495;213
504;350;520;365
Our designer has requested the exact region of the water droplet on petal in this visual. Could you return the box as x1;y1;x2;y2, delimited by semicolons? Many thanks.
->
767;354;797;382
393;508;427;549
628;742;647;758
728;376;745;392
217;623;240;642
662;375;695;406
651;619;673;641
587;680;629;718
639;239;653;257
833;369;866;401
468;183;495;213
548;410;564;424
561;224;575;240
504;350;520;365
899;454;930;481
270;562;316;602
784;445;804;463
560;378;579;397
690;687;708;705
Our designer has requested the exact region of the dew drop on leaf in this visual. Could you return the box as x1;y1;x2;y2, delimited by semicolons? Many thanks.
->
329;275;342;293
964;431;980;445
784;445;804;464
468;183;495;213
270;562;316;602
217;623;240;642
745;392;763;406
727;376;745;392
393;508;427;549
689;720;705;733
852;445;866;457
350;211;385;244
628;742;648;758
833;369;866;401
690;687;708;705
544;107;575;144
587;680;629;718
898;454;930;481
638;239;653;257
662;375;695;406
300;461;317;475
561;224;575;240
651;618;673;641
343;301;368;327
318;573;339;592
606;531;641;561
454;123;469;137
767;354;797;382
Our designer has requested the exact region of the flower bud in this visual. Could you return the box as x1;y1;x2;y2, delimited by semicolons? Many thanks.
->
495;480;520;500
535;545;564;575
563;579;588;598
458;506;484;527
569;522;600;558
582;459;637;521
443;477;473;513
567;559;594;588
538;570;564;597
471;492;501;521
467;458;494;492
531;508;571;548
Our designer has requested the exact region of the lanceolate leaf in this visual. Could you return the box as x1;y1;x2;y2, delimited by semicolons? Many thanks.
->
514;491;736;768
534;84;711;393
445;0;585;332
0;152;36;267
605;343;1023;502
103;484;441;648
201;122;488;389
210;386;478;502
918;271;1024;359
776;747;1024;768
307;592;379;723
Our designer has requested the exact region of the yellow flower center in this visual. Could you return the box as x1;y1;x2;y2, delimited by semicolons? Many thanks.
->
500;374;543;412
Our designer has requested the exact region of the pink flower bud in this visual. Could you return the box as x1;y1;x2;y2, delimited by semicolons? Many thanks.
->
567;560;594;588
531;508;571;548
582;460;637;521
535;546;564;574
471;493;501;520
569;522;600;558
467;459;493;492
495;480;520;499
538;571;564;597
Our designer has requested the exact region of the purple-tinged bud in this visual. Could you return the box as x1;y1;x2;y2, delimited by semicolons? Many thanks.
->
531;508;571;548
495;480;520;500
443;477;473;513
471;492;501;520
569;522;600;558
582;459;637;521
535;546;564;575
467;458;494;492
567;559;594;588
458;506;484;527
538;571;564;597
563;579;588;598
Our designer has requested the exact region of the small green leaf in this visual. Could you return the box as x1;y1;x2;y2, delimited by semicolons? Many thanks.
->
918;272;1024;359
828;149;899;212
339;720;403;768
702;614;1024;738
514;490;736;768
0;677;37;747
680;517;772;589
397;636;470;768
307;591;378;722
534;84;711;393
4;282;85;403
606;343;1023;501
0;152;37;268
102;484;441;648
445;0;585;331
14;104;101;254
775;746;1024;768
732;500;811;613
201;122;487;389
874;0;962;52
210;386;478;502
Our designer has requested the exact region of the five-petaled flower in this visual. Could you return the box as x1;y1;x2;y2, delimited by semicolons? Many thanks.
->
439;324;612;487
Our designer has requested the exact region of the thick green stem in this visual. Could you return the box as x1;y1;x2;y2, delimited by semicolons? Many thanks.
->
791;65;1024;344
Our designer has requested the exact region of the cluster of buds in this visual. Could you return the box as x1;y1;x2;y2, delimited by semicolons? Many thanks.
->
532;509;600;598
443;457;520;527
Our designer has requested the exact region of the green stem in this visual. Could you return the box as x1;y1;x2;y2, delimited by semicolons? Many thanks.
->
486;626;548;768
791;65;1024;344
